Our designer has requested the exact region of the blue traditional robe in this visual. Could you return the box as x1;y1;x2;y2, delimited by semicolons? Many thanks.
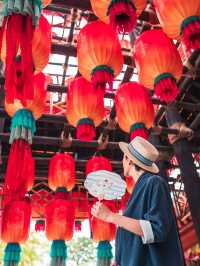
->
115;172;185;266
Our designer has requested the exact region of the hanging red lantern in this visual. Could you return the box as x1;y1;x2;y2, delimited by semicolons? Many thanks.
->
77;20;123;90
115;82;154;140
48;153;75;191
0;15;51;103
133;29;183;103
153;0;200;52
5;72;47;144
86;156;112;175
89;200;116;266
4;139;35;194
46;189;75;266
66;77;105;141
90;0;147;33
1;199;31;266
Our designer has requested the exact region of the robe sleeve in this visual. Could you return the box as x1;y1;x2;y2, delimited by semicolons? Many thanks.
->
141;176;173;244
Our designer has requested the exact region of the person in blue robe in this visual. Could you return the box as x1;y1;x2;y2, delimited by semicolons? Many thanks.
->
92;136;185;266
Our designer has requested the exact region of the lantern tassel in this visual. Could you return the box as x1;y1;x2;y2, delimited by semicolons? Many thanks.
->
77;118;96;141
92;65;114;91
97;241;113;266
50;240;67;266
9;109;36;144
130;123;149;141
181;16;200;52
154;73;179;103
4;243;21;266
107;0;137;33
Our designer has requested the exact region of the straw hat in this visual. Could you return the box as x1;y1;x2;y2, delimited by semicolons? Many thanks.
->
119;136;159;174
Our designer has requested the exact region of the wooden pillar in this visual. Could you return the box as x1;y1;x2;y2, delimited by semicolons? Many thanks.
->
166;105;200;243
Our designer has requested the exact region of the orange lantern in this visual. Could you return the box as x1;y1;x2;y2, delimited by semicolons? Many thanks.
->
90;0;147;33
89;200;116;265
66;77;105;141
5;72;47;144
153;0;200;52
86;156;112;175
46;190;75;265
133;29;183;103
115;82;154;140
46;198;75;241
77;21;123;90
0;15;51;103
32;15;52;74
1;199;31;265
48;153;75;191
4;139;35;194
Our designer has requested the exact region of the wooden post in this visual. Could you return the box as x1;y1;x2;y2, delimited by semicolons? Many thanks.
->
166;105;200;243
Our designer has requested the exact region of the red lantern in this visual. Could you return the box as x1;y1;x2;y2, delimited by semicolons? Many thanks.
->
48;153;75;191
133;29;183;103
46;198;75;241
86;156;112;175
1;199;31;244
89;200;116;242
115;82;154;140
66;77;105;141
4;139;35;194
153;0;200;52
77;21;123;90
90;0;147;33
1;15;51;103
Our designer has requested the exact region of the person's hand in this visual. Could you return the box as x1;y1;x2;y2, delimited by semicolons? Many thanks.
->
91;202;113;223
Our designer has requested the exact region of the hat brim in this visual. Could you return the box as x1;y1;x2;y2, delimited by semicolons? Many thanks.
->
119;142;159;174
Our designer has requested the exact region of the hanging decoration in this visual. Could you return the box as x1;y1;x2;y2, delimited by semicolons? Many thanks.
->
46;188;75;266
86;156;112;175
0;15;51;103
66;77;105;141
153;0;200;52
77;21;123;90
35;219;45;232
86;159;114;266
48;153;75;192
1;199;31;266
133;29;183;103
89;200;116;266
115;82;154;140
90;0;147;33
4;139;35;195
5;72;47;144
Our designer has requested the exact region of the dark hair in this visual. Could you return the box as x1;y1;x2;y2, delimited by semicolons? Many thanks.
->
133;163;143;172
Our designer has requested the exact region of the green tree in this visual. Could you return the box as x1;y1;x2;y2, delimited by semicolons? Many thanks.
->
68;236;97;266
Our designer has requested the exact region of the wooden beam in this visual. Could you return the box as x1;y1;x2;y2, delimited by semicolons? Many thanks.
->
51;0;91;10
